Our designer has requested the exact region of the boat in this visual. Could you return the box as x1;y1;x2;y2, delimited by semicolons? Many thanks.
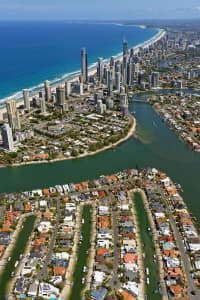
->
146;267;149;275
14;261;19;268
7;257;11;262
146;277;150;285
11;272;15;277
147;227;151;232
152;121;157;127
82;277;85;284
81;219;84;224
83;266;88;272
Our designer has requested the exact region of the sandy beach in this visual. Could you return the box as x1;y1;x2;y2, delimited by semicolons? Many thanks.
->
0;28;166;118
1;28;165;167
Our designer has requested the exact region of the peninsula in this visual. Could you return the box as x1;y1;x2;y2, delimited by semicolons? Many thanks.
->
0;29;165;167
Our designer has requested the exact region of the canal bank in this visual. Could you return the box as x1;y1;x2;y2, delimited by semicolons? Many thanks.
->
69;205;92;300
0;90;200;222
0;215;36;299
133;192;162;300
128;191;145;300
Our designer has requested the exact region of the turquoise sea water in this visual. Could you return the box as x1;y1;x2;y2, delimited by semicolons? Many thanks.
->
0;21;158;103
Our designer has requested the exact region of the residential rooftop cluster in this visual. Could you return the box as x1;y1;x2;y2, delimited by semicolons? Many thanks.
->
0;166;199;299
0;95;131;165
156;171;200;290
144;181;187;298
149;92;200;152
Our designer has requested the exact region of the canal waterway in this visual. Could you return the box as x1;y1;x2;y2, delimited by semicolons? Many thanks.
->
0;90;200;220
134;192;161;300
69;205;92;300
0;215;36;299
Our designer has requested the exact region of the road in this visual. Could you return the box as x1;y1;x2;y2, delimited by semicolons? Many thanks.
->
0;204;6;223
83;202;96;293
109;192;120;289
155;184;200;300
128;191;145;300
37;197;61;281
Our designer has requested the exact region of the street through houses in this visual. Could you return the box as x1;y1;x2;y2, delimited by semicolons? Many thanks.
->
109;192;120;289
38;197;61;281
155;183;200;300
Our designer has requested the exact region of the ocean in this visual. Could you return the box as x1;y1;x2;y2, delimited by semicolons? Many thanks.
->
0;21;158;103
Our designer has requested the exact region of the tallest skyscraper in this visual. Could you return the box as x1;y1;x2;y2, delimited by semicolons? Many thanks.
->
81;48;88;83
123;40;129;57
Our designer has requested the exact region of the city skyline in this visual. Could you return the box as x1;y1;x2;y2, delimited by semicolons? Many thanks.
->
1;0;200;20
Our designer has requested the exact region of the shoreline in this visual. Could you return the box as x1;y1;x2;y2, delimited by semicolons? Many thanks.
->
7;213;40;297
152;105;200;153
128;190;145;300
0;26;165;114
11;114;136;167
0;213;38;297
0;27;166;168
137;189;168;300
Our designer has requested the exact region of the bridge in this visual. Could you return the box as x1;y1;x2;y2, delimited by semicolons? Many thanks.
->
131;100;149;104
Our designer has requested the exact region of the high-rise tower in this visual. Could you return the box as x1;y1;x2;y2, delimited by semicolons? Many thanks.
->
23;89;30;110
1;123;14;151
6;99;21;131
56;87;68;112
97;57;104;83
44;80;51;102
123;40;129;57
81;48;88;83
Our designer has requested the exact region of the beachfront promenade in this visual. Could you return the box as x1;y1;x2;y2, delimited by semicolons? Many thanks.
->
0;28;166;114
0;24;166;169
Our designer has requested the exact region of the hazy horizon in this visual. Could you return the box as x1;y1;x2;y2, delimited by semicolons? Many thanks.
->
0;0;200;20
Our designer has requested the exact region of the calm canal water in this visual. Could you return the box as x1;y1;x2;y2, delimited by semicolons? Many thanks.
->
69;205;92;300
0;215;36;299
134;192;161;300
0;90;200;220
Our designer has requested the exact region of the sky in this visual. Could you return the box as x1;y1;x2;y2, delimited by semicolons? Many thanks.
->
0;0;200;20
